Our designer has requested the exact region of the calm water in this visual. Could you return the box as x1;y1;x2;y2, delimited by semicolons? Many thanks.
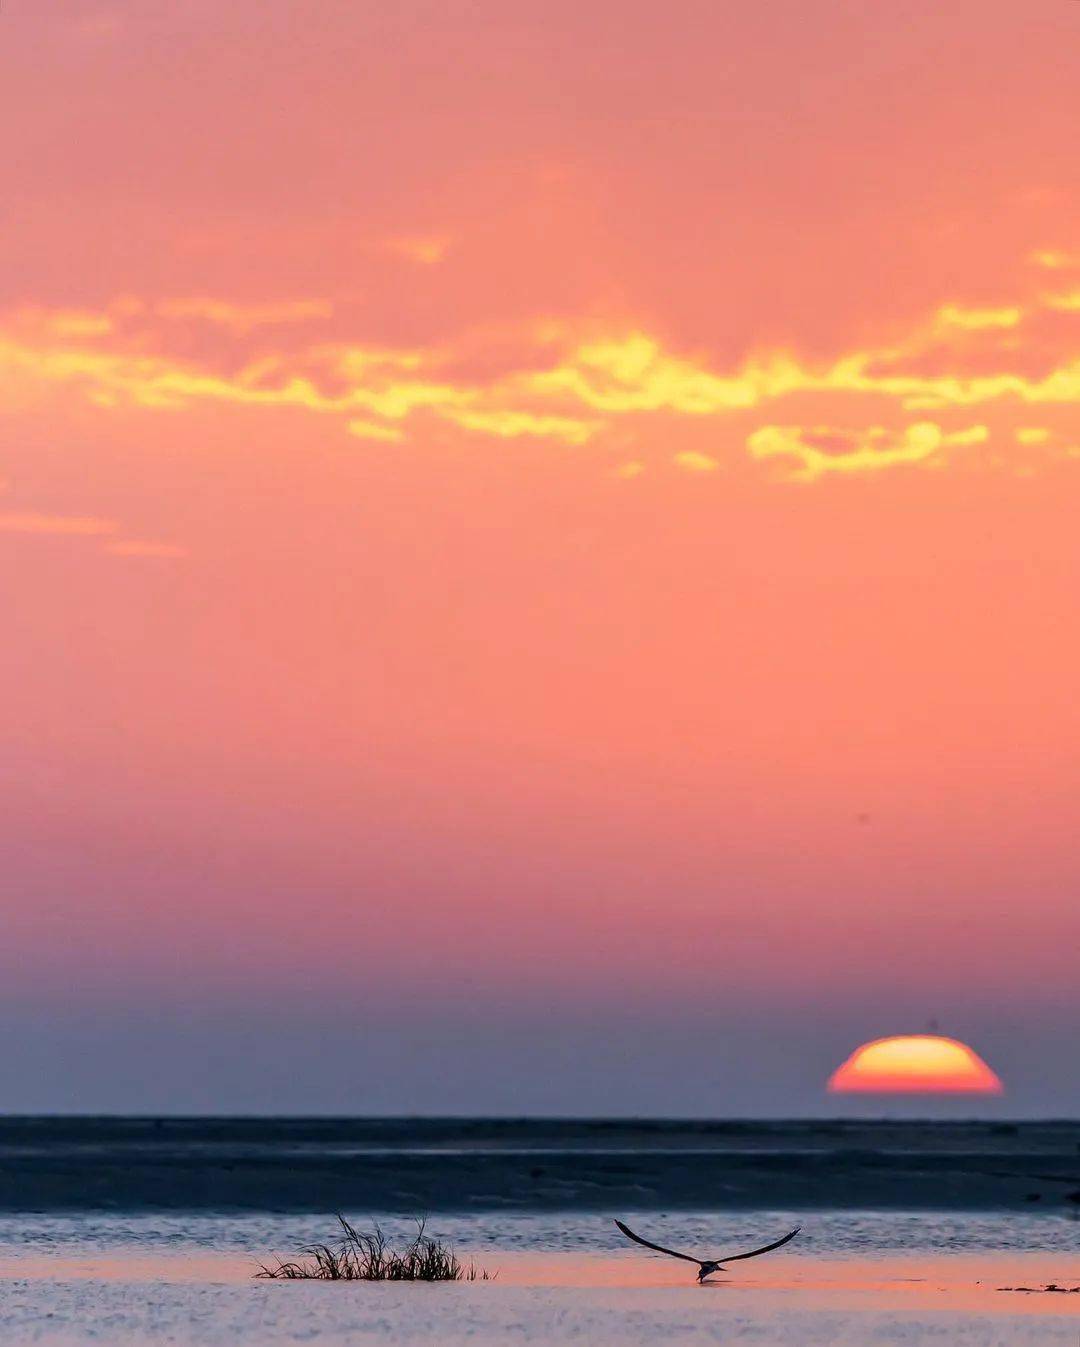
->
0;1120;1076;1344
0;1211;1076;1346
0;1208;1077;1259
1;1117;1077;1211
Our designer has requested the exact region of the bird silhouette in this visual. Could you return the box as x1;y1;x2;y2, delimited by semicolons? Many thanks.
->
614;1219;800;1282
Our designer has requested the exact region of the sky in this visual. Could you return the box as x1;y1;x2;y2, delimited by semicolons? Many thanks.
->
1;0;1078;1115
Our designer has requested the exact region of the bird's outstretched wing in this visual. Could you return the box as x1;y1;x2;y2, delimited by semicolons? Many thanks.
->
614;1219;701;1264
714;1226;801;1264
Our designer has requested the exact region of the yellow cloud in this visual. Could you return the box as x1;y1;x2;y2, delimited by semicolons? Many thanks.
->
1045;290;1080;313
820;355;1080;411
931;303;1023;331
746;422;987;481
1;272;1078;480
0;330;469;425
528;334;768;413
332;347;425;377
1029;249;1080;270
673;450;720;473
1015;427;1050;445
439;407;598;444
934;304;1023;331
4;308;114;339
347;419;406;442
528;325;1080;424
48;311;115;338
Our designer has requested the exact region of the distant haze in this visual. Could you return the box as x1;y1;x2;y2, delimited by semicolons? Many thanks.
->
0;1;1078;1117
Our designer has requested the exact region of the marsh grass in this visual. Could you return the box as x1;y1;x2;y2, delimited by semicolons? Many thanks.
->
256;1216;493;1282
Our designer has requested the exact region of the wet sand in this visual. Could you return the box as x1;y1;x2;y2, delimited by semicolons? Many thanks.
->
0;1250;1076;1346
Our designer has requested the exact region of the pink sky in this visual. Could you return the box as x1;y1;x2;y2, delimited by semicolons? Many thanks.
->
1;0;1078;1112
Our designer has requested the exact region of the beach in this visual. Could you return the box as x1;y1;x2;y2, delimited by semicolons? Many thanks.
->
0;1121;1075;1344
0;1213;1076;1346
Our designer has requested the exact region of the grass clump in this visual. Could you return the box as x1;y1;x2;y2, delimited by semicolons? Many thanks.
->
256;1216;493;1282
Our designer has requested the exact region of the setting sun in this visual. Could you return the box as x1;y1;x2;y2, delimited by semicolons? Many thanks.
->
828;1036;1004;1096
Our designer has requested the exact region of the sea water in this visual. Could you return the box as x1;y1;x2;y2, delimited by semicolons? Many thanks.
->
0;1119;1076;1345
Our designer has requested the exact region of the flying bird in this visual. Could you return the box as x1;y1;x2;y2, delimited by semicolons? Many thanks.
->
614;1218;800;1282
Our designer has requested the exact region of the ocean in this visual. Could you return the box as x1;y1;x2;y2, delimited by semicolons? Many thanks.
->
0;1116;1076;1211
0;1118;1075;1345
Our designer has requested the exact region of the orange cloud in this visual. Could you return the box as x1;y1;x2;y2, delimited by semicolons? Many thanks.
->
154;298;333;331
0;512;117;535
382;236;451;266
104;540;188;558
